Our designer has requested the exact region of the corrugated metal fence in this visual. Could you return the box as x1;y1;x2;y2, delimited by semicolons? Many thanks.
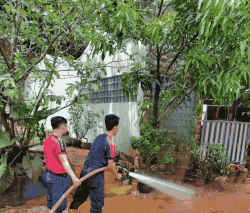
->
200;120;250;165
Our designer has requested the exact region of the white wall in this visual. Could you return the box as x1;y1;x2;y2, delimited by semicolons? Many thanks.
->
25;55;81;131
76;38;147;153
25;39;148;153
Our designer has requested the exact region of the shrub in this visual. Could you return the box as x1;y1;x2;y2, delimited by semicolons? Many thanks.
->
45;129;53;136
68;99;104;141
131;121;168;170
190;142;232;182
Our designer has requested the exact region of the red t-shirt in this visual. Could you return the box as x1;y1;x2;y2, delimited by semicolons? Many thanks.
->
43;133;69;174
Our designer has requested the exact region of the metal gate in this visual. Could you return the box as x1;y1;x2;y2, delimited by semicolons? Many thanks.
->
200;120;250;165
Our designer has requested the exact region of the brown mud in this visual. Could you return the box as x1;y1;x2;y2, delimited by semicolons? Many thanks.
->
1;146;250;213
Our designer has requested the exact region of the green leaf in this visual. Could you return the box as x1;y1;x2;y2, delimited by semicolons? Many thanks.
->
0;166;14;195
205;20;211;43
10;137;18;145
0;157;7;178
22;154;43;184
15;72;20;80
53;70;60;79
3;89;18;100
210;77;217;86
196;12;202;22
199;20;206;38
240;40;246;58
119;20;123;31
92;84;99;92
103;42;107;55
248;46;250;62
154;26;160;43
198;0;204;10
68;86;75;98
184;59;192;74
0;133;17;149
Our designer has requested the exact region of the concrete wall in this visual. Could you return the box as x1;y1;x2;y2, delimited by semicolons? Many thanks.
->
83;101;141;153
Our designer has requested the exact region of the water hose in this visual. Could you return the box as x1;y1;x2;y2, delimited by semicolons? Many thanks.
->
50;167;108;213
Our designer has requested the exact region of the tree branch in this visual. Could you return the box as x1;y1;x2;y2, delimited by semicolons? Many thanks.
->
164;33;198;76
158;86;194;128
18;31;64;84
13;96;79;123
157;0;164;18
0;45;11;71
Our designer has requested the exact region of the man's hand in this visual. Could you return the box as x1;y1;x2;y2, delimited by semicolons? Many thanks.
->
72;177;81;188
116;173;122;180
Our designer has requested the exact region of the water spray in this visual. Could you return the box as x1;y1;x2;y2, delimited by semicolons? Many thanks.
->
50;166;196;212
122;168;196;200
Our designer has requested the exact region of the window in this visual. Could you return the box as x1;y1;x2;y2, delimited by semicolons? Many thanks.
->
80;75;137;104
204;99;232;121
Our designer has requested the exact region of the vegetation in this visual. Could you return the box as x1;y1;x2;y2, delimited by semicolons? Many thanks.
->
68;98;104;141
132;90;200;173
190;143;232;182
121;0;250;130
0;0;141;195
1;0;249;194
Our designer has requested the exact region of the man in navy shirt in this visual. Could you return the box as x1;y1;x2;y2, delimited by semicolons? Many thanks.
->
68;114;122;213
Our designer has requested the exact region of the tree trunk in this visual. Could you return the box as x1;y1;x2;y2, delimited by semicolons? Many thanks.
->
152;49;161;130
0;105;15;140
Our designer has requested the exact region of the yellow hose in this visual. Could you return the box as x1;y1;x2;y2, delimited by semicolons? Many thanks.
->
50;167;108;213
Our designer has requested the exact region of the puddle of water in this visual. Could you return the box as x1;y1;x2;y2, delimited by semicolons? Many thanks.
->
0;178;47;203
23;180;47;199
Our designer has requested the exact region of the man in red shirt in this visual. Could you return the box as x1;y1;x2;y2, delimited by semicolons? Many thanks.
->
42;116;81;213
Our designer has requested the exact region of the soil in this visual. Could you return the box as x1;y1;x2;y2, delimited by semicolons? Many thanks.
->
1;146;250;213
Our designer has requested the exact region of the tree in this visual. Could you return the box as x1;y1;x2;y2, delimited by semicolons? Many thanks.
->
0;0;141;194
120;0;250;130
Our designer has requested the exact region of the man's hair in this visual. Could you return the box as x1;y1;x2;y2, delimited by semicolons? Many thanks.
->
51;116;67;130
105;114;120;131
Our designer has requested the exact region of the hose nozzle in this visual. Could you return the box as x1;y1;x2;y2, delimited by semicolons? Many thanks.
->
122;168;129;175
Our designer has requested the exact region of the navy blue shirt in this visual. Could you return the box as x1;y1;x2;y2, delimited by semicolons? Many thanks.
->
82;133;115;186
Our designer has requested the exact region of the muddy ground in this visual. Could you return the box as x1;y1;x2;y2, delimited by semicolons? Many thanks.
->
1;145;250;213
1;181;250;213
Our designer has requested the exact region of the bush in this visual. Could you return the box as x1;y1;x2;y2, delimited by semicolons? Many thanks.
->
133;97;199;172
68;99;104;141
131;121;168;170
190;142;232;182
45;129;53;136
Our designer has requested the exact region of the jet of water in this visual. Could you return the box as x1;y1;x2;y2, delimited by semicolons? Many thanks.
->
128;171;196;200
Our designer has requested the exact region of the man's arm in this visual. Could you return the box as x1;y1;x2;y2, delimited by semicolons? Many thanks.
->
107;159;119;179
58;154;78;181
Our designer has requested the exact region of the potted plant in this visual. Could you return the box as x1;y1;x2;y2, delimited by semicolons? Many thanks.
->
68;98;104;150
81;138;91;149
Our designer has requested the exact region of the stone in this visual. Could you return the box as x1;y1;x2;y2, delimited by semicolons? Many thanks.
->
194;178;205;187
174;179;184;185
245;178;250;184
214;176;227;183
